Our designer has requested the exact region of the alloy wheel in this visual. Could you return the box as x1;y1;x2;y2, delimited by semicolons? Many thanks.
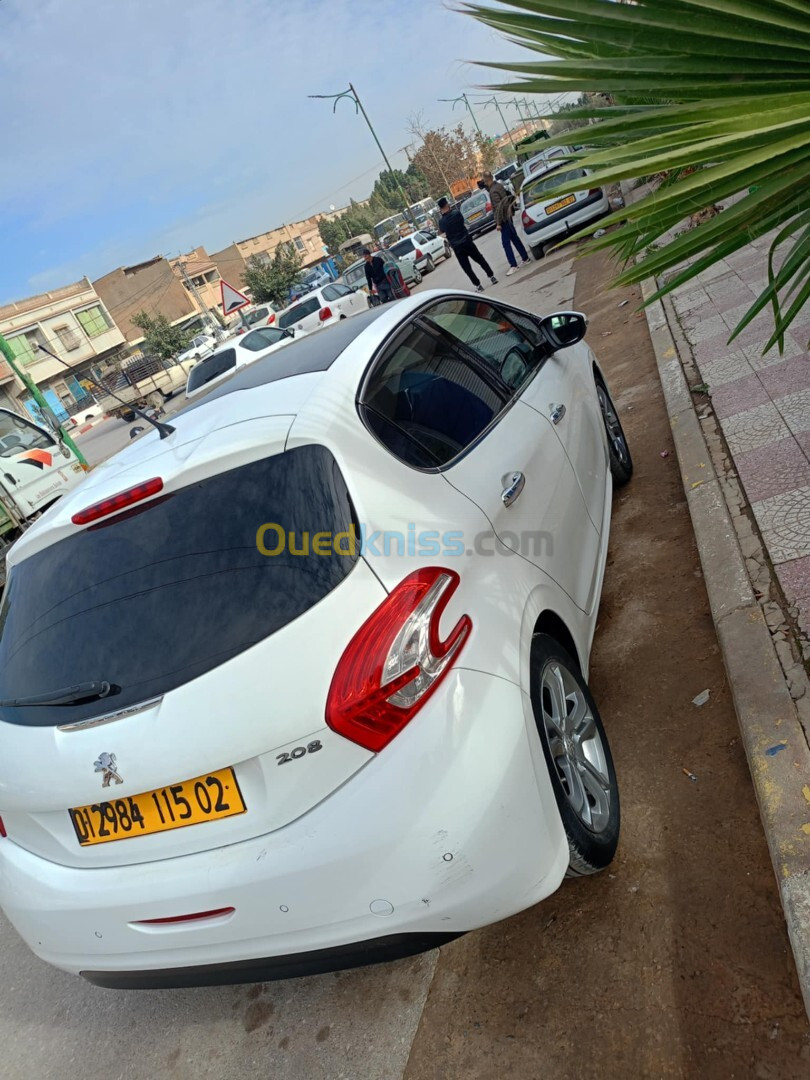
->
597;384;630;469
540;659;612;833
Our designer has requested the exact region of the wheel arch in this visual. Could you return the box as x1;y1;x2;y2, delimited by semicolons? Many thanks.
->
531;609;583;674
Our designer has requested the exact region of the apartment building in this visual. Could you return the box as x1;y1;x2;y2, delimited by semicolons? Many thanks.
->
0;279;124;417
93;256;199;346
210;214;330;293
168;247;223;321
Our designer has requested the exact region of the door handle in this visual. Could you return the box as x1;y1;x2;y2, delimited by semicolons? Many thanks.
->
501;471;525;507
549;403;566;425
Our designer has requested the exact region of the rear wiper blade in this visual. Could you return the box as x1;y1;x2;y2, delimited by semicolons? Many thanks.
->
0;681;119;707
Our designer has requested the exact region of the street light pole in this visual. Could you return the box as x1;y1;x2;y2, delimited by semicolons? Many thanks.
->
309;84;417;228
476;97;517;156
439;93;484;138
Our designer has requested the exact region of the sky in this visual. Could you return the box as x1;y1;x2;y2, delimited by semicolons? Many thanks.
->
0;0;550;305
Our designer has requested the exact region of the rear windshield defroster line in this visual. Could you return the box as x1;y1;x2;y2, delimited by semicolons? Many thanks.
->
0;446;359;727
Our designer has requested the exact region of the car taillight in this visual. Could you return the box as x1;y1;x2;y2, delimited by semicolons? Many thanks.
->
589;187;601;196
72;477;164;525
326;567;471;753
319;306;332;321
486;202;492;212
0;816;6;838
414;249;423;260
267;313;276;324
522;210;532;227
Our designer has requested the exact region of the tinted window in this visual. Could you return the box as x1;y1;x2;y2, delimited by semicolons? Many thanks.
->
245;307;271;326
331;283;352;298
240;328;286;352
424;298;541;391
523;166;588;208
390;239;414;258
359;319;507;469
0;412;54;457
462;193;487;213
278;297;319;328
0;447;359;727
322;284;340;302
186;348;237;393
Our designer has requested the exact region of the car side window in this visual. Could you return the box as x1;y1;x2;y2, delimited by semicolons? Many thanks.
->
422;297;544;393
331;283;353;297
322;285;340;302
359;319;509;469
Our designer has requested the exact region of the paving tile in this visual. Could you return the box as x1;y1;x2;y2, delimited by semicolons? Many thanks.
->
775;555;810;603
751;485;810;562
710;373;771;419
696;261;736;285
696;350;754;387
789;324;810;355
685;313;731;345
796;431;810;461
795;595;810;637
774;387;810;436
720;301;772;334
672;287;711;315
758;356;810;398
735;437;810;503
742;343;797;371
721;402;791;455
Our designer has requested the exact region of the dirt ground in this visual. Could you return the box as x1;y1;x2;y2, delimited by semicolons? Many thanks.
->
403;242;810;1079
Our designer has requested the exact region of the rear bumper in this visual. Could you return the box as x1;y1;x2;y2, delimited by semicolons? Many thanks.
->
521;191;609;245
0;669;568;986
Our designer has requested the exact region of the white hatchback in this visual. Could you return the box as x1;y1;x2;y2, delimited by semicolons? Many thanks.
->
388;231;450;274
518;160;610;260
184;325;303;400
0;292;631;989
276;281;367;334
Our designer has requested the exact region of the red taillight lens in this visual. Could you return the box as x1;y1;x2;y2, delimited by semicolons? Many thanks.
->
0;816;6;838
72;478;164;525
267;313;276;324
326;567;471;753
414;249;423;260
486;201;492;212
589;187;601;197
319;306;332;321
135;907;234;925
521;210;532;227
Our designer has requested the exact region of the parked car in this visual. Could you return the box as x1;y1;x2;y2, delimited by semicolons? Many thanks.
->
518;160;610;260
342;250;422;297
241;304;277;329
276;281;368;334
185;325;303;400
0;288;630;989
388;231;450;274
176;330;221;365
522;145;576;182
460;189;495;237
294;266;333;295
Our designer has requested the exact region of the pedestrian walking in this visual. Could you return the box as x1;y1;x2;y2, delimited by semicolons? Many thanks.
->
481;171;530;276
436;196;498;293
363;248;393;303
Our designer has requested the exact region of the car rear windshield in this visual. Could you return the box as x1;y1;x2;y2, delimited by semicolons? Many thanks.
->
462;193;487;212
390;239;414;258
186;348;237;393
0;446;359;727
523;167;588;209
278;297;319;328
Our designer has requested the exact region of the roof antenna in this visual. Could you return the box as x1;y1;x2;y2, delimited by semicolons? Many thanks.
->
34;344;176;440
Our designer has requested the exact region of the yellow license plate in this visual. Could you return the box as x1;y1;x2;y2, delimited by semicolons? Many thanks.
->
69;766;246;846
545;195;577;215
469;211;483;220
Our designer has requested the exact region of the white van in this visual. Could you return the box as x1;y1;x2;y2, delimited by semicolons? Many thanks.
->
0;408;86;529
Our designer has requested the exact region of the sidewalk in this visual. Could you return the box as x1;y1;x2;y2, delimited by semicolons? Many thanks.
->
623;177;810;1016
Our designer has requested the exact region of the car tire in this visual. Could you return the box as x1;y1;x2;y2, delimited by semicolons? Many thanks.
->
531;244;544;261
530;633;620;876
444;243;451;260
596;378;633;486
413;270;423;284
425;255;435;273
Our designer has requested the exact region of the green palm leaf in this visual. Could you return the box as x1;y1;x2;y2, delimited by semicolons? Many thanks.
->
466;0;810;351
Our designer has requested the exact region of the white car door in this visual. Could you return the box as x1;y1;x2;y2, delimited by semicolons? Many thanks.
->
359;296;601;614
329;282;365;316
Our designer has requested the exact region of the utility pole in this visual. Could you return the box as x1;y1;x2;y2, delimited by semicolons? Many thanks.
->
477;97;517;156
309;85;418;228
439;93;484;138
0;333;88;466
177;260;224;340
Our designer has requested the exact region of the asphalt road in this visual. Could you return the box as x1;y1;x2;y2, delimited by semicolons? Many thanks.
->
1;226;806;1078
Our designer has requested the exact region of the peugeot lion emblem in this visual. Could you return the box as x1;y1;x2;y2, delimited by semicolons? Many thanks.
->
94;752;124;788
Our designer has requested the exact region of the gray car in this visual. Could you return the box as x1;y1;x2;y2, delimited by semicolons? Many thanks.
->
341;250;422;296
461;190;495;237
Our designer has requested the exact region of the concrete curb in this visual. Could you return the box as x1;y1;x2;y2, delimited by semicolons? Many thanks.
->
640;274;810;1018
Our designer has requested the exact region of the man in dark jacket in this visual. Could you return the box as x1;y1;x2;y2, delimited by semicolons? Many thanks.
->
436;197;497;292
482;171;530;276
363;248;393;303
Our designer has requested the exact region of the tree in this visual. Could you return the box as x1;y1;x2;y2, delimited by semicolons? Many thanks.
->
470;0;810;352
242;244;303;306
407;119;483;195
475;133;503;175
131;311;191;360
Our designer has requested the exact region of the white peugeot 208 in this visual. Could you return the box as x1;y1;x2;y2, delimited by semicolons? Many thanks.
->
0;290;632;989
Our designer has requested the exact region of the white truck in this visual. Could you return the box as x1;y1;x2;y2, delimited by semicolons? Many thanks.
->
96;355;196;421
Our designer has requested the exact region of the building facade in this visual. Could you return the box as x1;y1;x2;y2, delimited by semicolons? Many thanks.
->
0;279;124;417
210;215;331;297
168;247;223;324
93;256;200;346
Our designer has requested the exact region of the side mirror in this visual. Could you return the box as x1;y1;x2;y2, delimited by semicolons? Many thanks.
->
539;311;588;349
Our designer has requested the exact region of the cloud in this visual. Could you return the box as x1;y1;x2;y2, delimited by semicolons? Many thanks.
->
1;0;539;300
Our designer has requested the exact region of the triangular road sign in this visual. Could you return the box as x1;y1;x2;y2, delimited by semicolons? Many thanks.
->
220;279;250;316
